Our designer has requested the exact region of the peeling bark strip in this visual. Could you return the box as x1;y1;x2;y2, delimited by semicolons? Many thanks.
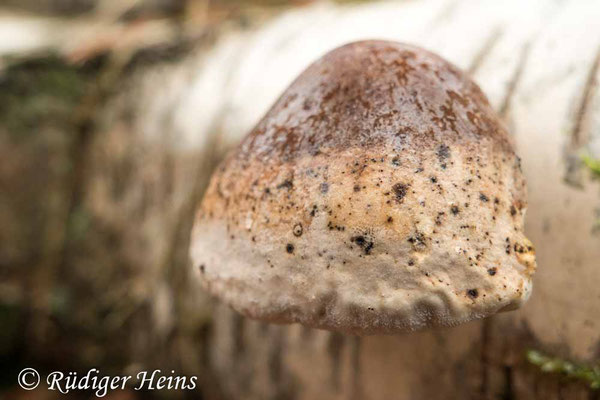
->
503;365;514;400
327;332;345;390
564;45;600;186
232;313;246;357
570;45;600;149
468;27;504;75
300;325;313;341
350;336;362;400
269;328;300;400
269;329;284;384
499;41;532;119
480;319;492;397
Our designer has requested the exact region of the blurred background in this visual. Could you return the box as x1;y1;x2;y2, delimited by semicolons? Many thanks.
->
1;0;599;399
1;2;294;399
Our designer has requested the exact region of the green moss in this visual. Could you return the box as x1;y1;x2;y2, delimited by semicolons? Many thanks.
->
67;206;91;242
581;154;600;231
0;55;88;140
526;349;600;389
582;154;600;179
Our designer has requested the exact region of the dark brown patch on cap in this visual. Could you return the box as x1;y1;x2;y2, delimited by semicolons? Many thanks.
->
236;40;514;164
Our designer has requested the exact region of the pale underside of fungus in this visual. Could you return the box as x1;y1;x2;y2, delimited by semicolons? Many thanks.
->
190;40;536;334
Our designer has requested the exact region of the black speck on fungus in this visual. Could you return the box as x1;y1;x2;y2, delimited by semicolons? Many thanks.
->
514;243;527;253
437;144;450;169
293;223;303;237
320;182;329;193
351;235;374;255
407;232;427;250
286;243;295;254
488;268;497;276
278;179;293;190
450;205;460;215
437;144;450;160
392;183;409;203
479;193;489;202
467;289;479;298
435;212;445;226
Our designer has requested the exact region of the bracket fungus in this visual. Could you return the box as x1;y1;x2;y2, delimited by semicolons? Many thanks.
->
190;40;536;334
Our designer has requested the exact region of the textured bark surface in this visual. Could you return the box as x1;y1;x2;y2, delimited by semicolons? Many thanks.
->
1;0;599;399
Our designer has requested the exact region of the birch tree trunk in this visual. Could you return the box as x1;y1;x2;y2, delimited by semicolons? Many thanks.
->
2;0;600;399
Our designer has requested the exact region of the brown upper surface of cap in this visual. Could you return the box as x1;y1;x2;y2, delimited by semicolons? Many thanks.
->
191;40;536;334
240;40;512;163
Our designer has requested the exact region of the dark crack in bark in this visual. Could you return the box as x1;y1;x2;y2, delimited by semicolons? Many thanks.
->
498;41;532;119
570;45;600;149
349;336;363;400
468;27;504;75
564;45;600;186
327;331;345;391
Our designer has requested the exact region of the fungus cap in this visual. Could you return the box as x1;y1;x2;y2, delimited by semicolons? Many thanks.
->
190;40;536;334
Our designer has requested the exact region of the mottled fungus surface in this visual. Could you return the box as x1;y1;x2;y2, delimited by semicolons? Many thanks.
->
190;40;536;334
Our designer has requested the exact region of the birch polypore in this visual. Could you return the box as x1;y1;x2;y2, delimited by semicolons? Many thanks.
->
190;41;536;334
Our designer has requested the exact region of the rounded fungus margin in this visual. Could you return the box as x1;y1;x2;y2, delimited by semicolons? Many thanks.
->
190;40;536;334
